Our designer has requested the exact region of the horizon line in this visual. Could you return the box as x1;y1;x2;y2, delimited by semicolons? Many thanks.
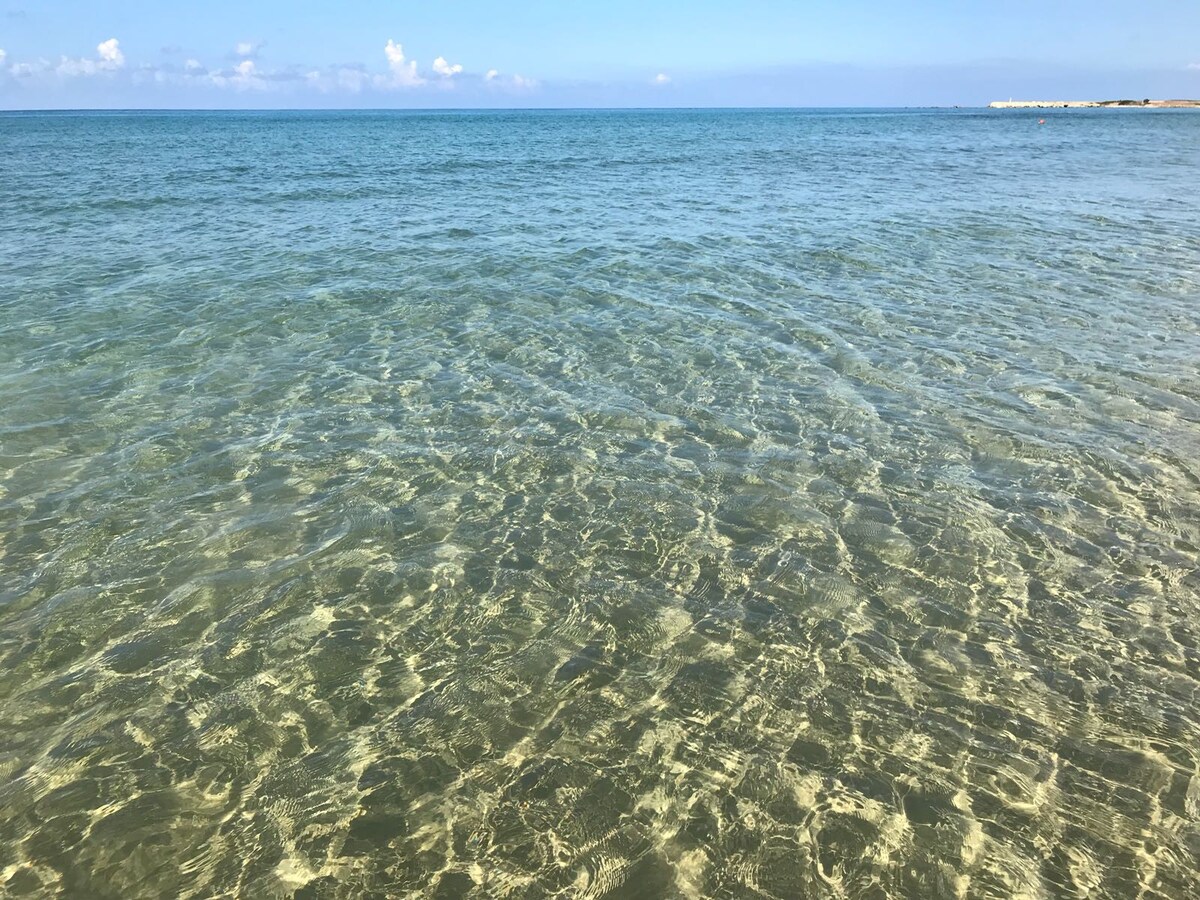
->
0;104;995;114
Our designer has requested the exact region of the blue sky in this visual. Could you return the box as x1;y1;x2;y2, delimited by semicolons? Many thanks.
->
2;0;1199;108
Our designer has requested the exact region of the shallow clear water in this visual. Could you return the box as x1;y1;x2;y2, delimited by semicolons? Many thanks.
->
1;108;1199;898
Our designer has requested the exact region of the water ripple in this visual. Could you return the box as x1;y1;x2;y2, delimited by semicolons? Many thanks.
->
1;109;1199;898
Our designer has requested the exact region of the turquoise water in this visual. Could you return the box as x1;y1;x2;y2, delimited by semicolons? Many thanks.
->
1;108;1199;898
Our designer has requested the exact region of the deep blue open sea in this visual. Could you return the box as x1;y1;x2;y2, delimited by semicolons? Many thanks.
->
1;108;1199;898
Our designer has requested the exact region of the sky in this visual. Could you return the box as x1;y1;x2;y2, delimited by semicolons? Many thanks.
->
1;0;1199;108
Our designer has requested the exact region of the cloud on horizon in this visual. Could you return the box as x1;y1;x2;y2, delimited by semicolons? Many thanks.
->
0;33;547;100
432;56;463;78
98;39;123;66
484;69;536;90
52;37;124;77
220;59;265;90
4;37;1198;108
380;39;423;87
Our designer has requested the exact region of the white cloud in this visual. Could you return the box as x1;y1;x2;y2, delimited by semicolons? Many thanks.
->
97;38;124;68
432;56;463;77
654;72;671;85
305;65;373;94
130;63;170;86
56;57;93;76
484;69;538;90
3;34;537;98
56;37;125;77
378;39;423;87
205;57;266;90
1188;62;1200;70
383;40;405;68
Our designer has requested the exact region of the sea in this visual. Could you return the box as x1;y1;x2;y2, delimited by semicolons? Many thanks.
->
1;108;1198;898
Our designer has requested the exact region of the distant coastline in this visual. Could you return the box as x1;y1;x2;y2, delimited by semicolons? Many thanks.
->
989;98;1200;109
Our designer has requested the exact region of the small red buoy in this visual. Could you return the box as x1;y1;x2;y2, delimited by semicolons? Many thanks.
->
1038;118;1046;125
